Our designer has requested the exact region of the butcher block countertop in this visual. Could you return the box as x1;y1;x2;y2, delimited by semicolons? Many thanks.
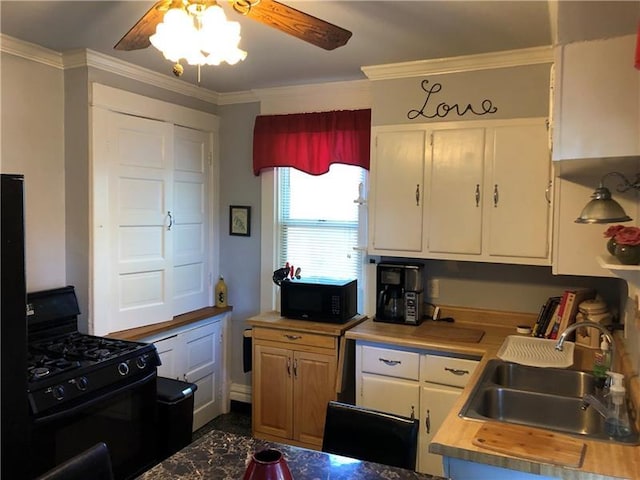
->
345;306;640;480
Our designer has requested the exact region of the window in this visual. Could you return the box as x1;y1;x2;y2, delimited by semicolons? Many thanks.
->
277;164;367;311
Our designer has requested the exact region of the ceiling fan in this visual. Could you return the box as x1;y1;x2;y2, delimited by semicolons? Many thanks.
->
114;0;352;53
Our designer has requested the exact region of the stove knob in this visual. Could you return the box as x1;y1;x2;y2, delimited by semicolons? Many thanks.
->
136;356;147;370
52;385;65;401
75;376;89;391
118;362;130;376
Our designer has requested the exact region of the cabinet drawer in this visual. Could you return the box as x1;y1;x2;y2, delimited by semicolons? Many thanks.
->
361;345;420;380
253;327;335;349
421;355;478;388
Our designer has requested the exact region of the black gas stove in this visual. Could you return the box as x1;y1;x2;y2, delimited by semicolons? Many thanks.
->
26;286;160;417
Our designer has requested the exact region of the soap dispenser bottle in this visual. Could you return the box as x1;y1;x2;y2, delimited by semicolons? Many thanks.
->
593;336;611;392
605;372;632;440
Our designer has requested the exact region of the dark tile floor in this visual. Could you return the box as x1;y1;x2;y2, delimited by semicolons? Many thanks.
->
192;400;252;441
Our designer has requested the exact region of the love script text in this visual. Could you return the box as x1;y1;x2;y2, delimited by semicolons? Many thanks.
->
407;80;498;120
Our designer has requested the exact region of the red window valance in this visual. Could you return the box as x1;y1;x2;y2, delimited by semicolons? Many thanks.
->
252;109;371;176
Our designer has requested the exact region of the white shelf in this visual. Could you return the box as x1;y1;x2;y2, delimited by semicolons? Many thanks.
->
597;255;640;271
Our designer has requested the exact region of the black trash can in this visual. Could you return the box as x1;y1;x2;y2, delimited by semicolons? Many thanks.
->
156;377;198;461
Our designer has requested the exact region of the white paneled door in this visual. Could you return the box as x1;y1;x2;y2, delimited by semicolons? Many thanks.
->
107;113;174;332
173;126;211;316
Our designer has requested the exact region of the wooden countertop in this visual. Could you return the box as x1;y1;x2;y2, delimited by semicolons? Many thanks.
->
109;306;232;341
247;311;367;336
344;307;639;480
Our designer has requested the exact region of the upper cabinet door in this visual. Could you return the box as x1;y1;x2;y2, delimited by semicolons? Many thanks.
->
173;126;211;316
105;111;175;333
553;35;639;161
427;128;485;255
488;121;550;259
369;130;426;253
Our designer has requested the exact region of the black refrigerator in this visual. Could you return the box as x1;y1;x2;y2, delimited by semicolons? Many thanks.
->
1;174;30;476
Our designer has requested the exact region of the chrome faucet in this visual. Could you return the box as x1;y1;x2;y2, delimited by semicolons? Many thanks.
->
555;321;615;371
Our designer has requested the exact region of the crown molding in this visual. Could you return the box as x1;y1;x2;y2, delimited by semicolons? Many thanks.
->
0;34;63;69
362;45;554;80
1;34;220;105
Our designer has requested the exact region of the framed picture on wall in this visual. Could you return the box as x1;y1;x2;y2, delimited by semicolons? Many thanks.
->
229;205;251;237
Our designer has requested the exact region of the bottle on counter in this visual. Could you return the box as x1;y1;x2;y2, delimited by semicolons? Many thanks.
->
605;372;633;441
593;336;611;392
215;276;228;308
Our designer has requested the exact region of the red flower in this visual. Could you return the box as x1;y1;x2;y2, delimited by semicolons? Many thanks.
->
614;226;640;246
603;225;625;238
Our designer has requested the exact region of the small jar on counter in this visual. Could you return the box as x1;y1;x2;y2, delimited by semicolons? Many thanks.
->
575;298;611;349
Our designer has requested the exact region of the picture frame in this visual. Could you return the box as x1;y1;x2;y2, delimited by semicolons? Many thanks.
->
229;205;251;237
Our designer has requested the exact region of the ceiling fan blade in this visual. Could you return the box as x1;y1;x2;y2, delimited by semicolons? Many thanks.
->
114;0;173;51
235;0;352;51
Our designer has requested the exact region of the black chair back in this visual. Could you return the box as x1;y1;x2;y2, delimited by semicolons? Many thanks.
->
322;401;419;470
35;442;114;480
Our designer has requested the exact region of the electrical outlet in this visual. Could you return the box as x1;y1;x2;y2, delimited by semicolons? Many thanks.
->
429;278;440;298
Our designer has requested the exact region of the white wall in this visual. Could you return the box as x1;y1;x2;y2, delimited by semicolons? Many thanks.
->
0;52;66;292
217;101;262;391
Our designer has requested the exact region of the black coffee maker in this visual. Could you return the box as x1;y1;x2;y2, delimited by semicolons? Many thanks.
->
375;262;424;325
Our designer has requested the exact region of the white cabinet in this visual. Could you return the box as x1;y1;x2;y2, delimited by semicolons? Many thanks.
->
427;127;485;255
418;354;478;476
368;118;551;265
145;313;229;431
91;85;218;336
355;342;479;476
369;130;426;252
553;34;639;161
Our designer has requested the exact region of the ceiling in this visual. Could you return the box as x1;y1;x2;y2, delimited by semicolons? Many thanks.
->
0;1;637;95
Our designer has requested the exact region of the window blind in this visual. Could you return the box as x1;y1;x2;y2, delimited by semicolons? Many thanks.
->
277;164;365;283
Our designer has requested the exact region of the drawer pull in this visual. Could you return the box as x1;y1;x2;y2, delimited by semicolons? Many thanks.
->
284;334;302;341
445;367;470;376
410;405;415;420
379;358;401;366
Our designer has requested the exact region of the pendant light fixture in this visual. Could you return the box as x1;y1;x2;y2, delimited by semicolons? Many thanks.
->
575;172;639;224
149;1;247;77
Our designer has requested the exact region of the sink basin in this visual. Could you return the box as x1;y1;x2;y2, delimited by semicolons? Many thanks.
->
490;360;595;398
460;359;639;445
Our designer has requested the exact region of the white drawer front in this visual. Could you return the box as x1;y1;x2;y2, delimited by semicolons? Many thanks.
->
421;355;478;387
361;345;420;380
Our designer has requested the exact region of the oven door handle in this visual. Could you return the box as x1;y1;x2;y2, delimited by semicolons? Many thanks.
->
32;371;156;426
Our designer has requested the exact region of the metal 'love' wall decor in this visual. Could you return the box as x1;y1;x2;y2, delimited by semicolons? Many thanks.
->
407;79;498;120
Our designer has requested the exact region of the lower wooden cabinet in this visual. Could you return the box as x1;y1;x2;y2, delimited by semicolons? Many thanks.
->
248;312;365;450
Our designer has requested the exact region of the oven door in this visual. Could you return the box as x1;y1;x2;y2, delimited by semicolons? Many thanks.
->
28;371;157;480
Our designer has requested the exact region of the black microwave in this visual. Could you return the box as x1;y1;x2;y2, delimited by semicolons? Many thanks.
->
280;278;357;323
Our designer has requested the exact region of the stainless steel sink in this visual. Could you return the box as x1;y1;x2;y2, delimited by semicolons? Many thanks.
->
459;359;640;444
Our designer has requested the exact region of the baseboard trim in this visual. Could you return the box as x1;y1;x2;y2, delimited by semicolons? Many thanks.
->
230;382;252;404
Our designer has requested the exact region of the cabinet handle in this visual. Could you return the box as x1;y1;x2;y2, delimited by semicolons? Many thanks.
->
493;184;499;207
284;334;302;341
425;409;431;434
293;359;298;378
287;357;291;377
444;367;470;376
379;358;401;366
415;184;420;206
545;180;552;204
183;374;188;382
167;211;173;231
410;405;415;420
475;184;480;207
